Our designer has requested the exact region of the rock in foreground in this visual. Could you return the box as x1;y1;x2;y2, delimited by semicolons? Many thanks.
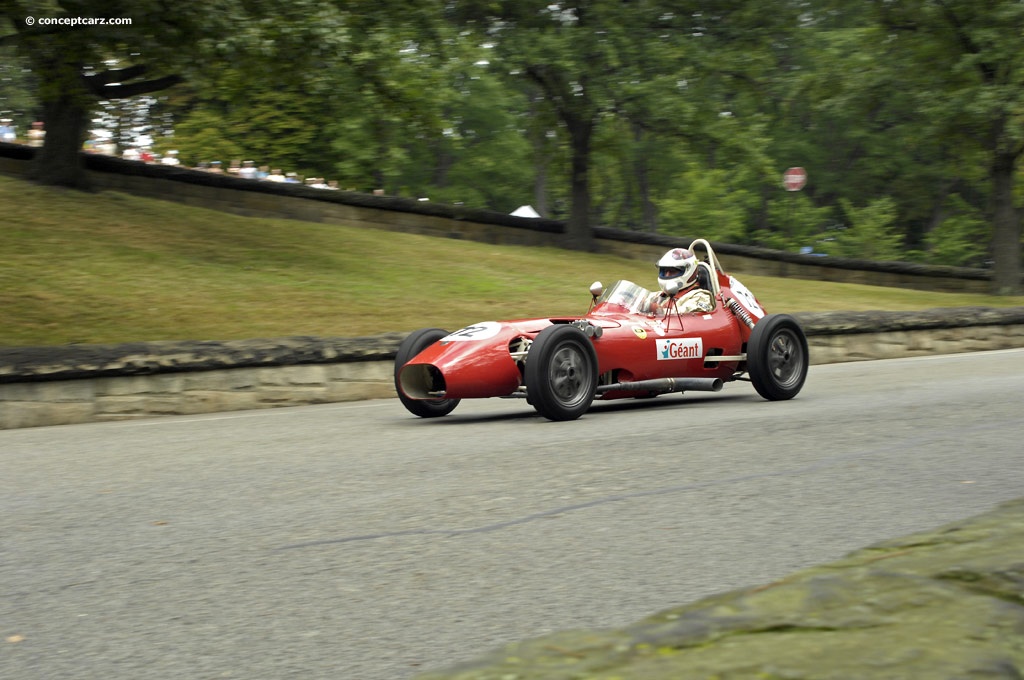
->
419;498;1024;679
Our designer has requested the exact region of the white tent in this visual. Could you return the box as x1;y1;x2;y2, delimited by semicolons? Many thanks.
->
510;205;541;218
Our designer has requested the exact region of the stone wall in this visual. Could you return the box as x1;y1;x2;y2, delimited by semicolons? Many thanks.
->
798;306;1024;364
0;335;403;429
0;362;397;430
2;308;1023;429
416;497;1024;679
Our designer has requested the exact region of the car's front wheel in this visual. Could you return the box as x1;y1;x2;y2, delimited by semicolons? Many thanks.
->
747;314;809;401
525;325;598;421
394;328;460;418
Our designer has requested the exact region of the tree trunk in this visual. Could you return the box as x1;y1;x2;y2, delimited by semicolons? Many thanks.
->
989;152;1022;295
29;94;93;190
633;123;657;232
533;157;549;217
27;57;94;190
431;139;453;188
564;117;594;250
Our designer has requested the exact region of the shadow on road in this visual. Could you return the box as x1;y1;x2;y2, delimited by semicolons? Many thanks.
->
392;391;748;426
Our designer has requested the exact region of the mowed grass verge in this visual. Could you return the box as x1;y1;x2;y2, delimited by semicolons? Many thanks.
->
2;174;1022;347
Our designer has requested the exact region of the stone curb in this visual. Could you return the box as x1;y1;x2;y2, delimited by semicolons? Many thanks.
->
2;308;1023;384
795;306;1024;335
0;333;407;384
2;309;1024;429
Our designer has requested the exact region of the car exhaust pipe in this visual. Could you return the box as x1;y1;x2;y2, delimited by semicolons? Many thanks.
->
596;377;723;395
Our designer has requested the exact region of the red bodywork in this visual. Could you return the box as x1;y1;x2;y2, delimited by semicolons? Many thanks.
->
397;266;766;403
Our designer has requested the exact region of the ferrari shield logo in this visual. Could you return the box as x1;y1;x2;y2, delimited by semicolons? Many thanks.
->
632;326;647;339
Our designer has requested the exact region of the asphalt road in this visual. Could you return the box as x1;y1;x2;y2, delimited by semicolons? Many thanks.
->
3;349;1023;679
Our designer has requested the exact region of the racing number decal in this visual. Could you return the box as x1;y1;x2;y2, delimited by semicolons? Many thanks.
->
441;321;502;342
729;276;766;319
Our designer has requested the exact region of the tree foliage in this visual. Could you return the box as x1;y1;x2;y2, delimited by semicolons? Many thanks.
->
2;0;1022;291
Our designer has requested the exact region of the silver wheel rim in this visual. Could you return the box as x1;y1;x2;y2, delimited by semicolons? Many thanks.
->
548;344;591;406
768;328;804;388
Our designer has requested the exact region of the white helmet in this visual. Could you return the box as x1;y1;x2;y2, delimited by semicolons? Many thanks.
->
656;248;699;294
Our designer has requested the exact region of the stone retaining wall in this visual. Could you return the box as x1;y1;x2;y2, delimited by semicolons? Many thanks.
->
2;308;1023;430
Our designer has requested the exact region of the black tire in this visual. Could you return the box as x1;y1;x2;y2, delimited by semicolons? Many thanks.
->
747;314;809;401
525;325;598;421
394;328;460;418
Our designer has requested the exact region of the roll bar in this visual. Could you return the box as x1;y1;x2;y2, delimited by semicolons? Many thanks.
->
688;238;722;297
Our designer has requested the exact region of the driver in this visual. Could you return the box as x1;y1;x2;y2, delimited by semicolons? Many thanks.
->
645;247;714;315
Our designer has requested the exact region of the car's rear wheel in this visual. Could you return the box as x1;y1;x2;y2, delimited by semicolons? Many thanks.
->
394;328;460;418
747;314;809;401
525;325;598;421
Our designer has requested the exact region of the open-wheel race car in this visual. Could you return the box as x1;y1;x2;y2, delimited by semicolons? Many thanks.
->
394;239;809;421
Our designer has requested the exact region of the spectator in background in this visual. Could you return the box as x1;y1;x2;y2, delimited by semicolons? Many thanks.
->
161;150;180;166
27;121;45;147
239;160;257;179
0;119;15;142
266;168;285;182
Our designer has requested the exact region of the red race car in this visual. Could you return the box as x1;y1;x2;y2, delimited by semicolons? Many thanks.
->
395;239;809;421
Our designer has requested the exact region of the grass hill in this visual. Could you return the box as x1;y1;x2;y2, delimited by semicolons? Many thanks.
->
2;174;1021;347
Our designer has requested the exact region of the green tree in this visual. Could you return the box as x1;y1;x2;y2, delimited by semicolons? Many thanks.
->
0;1;208;187
0;42;37;131
821;197;903;261
163;2;456;194
164;70;323;177
858;0;1023;292
448;1;715;249
745;0;1023;282
914;194;989;266
0;0;374;188
401;57;535;210
656;115;784;244
598;1;824;246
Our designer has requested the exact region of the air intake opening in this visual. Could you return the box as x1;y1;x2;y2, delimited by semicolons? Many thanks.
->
399;364;447;399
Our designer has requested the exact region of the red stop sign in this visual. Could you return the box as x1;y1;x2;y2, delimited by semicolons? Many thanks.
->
783;167;807;191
